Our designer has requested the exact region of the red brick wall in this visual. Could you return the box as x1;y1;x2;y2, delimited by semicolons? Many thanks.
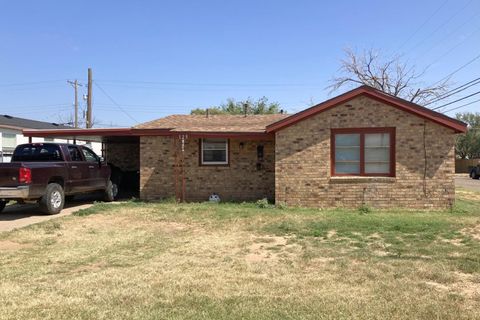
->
275;95;456;209
140;136;275;202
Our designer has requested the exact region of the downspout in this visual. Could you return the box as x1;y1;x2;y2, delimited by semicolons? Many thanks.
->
181;134;187;202
423;119;428;197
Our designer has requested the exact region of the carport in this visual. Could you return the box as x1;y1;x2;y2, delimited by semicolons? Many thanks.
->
22;128;141;198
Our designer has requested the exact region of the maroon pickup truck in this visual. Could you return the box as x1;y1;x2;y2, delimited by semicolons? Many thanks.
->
0;143;116;215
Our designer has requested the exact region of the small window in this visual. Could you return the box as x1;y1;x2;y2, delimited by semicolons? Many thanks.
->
68;146;83;162
201;138;228;165
81;147;99;163
2;133;17;157
332;128;394;177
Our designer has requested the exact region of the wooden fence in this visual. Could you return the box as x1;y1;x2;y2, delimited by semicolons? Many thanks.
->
456;158;480;173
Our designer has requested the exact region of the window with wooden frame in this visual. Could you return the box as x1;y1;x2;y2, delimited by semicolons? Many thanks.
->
331;128;395;177
200;138;229;165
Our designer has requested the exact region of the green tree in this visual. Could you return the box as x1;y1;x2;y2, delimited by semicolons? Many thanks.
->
455;112;480;159
191;97;282;115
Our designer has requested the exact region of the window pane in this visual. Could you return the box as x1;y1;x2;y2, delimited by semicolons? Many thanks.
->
365;163;390;174
365;133;390;174
335;134;360;173
12;144;62;162
365;148;389;162
336;147;360;161
203;139;227;150
335;134;360;146
82;148;98;162
68;146;83;161
202;139;228;164
335;162;360;174
365;133;390;147
2;133;16;148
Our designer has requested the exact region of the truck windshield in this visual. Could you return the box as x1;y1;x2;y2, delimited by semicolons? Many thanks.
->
12;144;63;162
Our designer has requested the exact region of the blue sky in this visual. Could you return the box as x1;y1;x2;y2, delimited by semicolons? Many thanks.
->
0;0;479;127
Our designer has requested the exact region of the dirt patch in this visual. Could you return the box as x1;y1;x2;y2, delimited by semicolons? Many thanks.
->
456;189;480;201
245;235;300;263
0;240;32;251
425;281;449;291
441;238;464;246
461;224;480;241
425;272;480;298
71;261;109;274
327;230;337;239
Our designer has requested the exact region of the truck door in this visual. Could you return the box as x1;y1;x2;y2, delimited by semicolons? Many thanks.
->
80;146;105;190
67;145;90;193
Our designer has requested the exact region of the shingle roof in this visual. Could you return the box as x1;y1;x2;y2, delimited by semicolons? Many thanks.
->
0;115;73;130
135;114;289;132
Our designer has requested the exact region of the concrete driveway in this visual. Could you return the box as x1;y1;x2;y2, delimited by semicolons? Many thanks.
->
0;200;93;233
455;174;480;192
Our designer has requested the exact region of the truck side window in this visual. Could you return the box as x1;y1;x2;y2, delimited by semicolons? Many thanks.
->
68;146;83;162
81;147;99;163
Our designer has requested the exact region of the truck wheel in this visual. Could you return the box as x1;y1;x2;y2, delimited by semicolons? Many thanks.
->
470;170;479;180
39;183;65;215
0;200;6;213
104;180;117;202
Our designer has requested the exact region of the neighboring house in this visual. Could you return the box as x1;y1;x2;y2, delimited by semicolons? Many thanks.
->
0;115;101;162
22;86;467;209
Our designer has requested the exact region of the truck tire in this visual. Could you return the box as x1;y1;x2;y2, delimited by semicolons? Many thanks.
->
104;180;117;202
0;200;6;213
39;183;65;215
470;169;479;180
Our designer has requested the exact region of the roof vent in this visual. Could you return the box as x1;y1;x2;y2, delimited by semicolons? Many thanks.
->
3;115;13;119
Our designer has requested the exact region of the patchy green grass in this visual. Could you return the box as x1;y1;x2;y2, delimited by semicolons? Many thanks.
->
0;193;479;320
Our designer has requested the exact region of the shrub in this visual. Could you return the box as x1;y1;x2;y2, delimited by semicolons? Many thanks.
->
276;202;288;210
256;198;272;209
358;204;372;214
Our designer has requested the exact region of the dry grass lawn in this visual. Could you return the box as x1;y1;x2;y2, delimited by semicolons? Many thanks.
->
0;191;479;319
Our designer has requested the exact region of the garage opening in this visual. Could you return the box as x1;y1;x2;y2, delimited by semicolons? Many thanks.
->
22;128;141;200
103;136;140;199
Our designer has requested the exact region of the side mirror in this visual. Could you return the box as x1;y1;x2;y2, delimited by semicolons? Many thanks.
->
99;157;105;166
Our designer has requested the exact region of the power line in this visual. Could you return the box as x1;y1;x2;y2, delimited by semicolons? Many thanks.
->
424;24;480;70
0;103;71;109
407;0;474;53
95;104;202;109
93;81;139;123
443;97;480;113
396;0;449;51
424;77;480;106
415;9;480;60
432;90;480;110
95;80;320;87
0;80;65;87
432;53;480;86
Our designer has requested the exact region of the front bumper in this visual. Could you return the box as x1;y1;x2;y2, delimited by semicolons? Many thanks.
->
0;186;30;199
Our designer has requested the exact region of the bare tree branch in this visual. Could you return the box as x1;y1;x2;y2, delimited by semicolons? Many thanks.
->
327;48;450;105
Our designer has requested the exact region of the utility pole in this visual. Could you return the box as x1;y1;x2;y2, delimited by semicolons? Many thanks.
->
67;80;79;128
86;68;93;128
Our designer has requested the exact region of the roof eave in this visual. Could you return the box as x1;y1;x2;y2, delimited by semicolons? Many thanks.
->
266;86;468;134
22;127;274;139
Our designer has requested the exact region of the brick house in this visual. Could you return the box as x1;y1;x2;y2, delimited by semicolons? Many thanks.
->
24;86;467;209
